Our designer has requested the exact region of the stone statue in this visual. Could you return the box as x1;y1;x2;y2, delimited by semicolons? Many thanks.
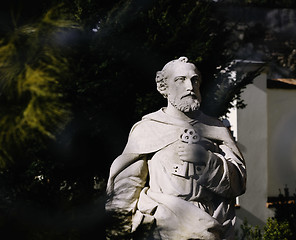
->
106;57;246;240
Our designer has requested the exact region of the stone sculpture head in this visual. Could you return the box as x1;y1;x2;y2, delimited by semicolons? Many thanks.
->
156;57;202;113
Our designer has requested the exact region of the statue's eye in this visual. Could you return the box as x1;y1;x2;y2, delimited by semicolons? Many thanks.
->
175;76;186;82
191;76;199;83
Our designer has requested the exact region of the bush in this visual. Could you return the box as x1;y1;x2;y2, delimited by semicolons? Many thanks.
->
238;217;293;240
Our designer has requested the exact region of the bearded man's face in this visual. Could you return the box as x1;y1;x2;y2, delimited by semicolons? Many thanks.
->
165;62;202;113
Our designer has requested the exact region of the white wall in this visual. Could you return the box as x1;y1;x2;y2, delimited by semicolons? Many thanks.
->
235;73;274;226
228;71;296;228
267;89;296;197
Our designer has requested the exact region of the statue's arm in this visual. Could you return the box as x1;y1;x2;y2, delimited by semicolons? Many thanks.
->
108;153;144;185
106;154;149;237
199;143;246;199
106;153;149;212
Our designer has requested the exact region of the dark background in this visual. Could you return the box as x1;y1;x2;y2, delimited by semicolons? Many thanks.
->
0;0;296;239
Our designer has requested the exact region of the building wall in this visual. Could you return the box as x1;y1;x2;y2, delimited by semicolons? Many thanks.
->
234;73;274;226
267;89;296;197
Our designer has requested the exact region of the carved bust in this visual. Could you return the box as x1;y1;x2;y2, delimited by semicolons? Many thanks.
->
106;57;246;240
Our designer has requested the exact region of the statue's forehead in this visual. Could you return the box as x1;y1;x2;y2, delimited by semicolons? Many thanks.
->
164;62;198;78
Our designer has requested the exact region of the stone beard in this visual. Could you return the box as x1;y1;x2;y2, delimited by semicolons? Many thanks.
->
168;94;200;113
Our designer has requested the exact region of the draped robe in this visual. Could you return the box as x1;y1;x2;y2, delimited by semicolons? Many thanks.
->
106;109;246;240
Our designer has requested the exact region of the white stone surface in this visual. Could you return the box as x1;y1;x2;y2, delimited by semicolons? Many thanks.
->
106;57;246;239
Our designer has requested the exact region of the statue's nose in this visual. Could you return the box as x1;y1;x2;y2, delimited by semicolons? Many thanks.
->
184;78;193;91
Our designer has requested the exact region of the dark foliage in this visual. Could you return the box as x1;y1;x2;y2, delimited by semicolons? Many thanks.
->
0;0;288;239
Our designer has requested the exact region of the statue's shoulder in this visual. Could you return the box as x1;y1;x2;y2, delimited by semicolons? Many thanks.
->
130;109;166;130
130;109;179;140
123;109;180;154
131;108;175;131
141;108;167;122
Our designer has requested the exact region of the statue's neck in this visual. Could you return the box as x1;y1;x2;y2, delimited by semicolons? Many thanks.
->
164;101;200;122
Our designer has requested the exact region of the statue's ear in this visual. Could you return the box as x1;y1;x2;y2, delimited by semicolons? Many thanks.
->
156;71;168;98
